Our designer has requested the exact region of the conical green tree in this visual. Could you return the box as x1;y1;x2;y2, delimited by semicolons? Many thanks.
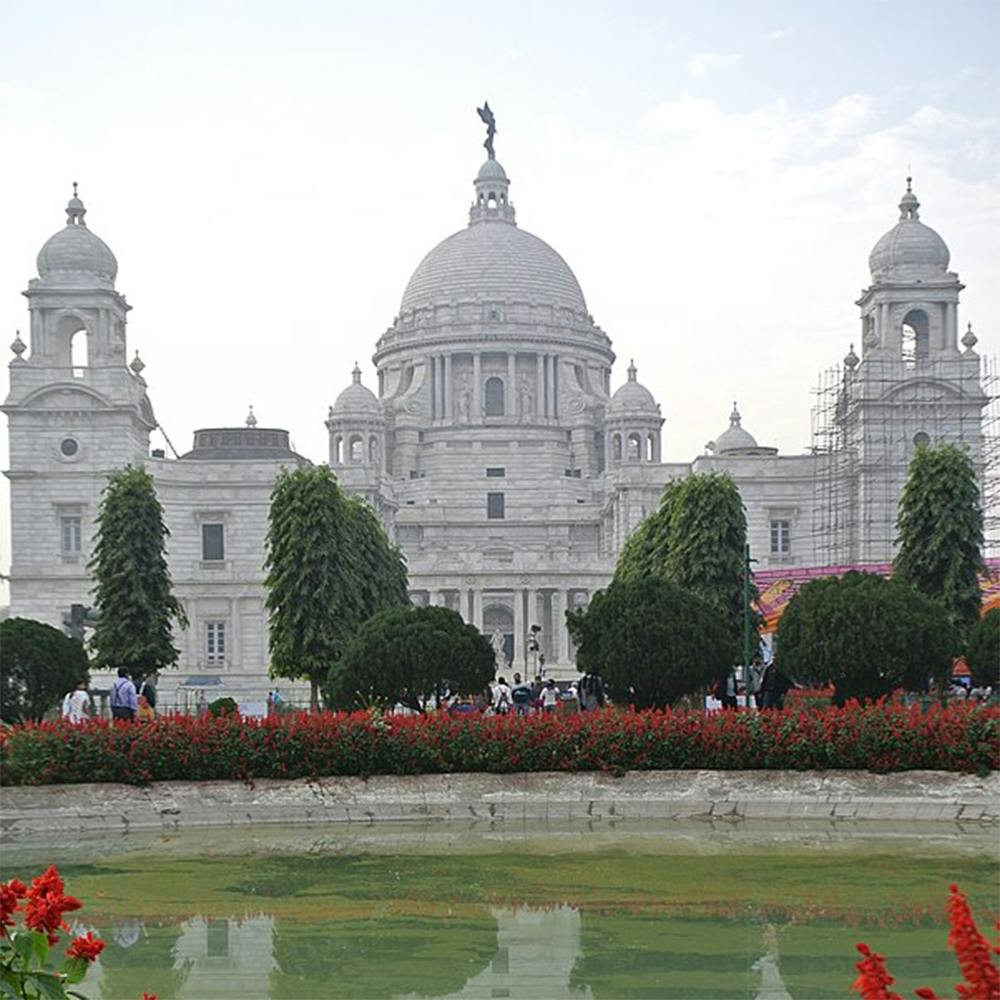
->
894;442;984;647
613;480;681;584
264;466;408;709
89;465;187;673
664;472;760;661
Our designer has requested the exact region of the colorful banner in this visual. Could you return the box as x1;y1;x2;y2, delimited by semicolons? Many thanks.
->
754;558;1000;633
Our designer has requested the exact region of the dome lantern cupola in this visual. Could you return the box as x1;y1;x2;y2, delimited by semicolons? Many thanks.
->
470;157;516;225
36;184;119;288
868;176;950;281
711;402;777;457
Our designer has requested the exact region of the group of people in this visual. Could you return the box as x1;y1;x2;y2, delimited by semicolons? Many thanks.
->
711;661;792;710
60;668;159;724
485;671;607;716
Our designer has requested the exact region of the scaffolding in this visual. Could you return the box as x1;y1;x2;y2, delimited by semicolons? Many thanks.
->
810;351;999;566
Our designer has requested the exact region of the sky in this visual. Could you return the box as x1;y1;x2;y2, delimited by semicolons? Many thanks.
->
1;0;998;586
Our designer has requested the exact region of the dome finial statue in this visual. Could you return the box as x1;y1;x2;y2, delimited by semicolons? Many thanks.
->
352;362;362;384
730;401;741;427
477;101;497;160
246;405;257;428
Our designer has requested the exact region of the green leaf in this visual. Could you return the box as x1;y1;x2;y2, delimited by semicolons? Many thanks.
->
0;967;24;999
58;958;88;986
25;972;67;1000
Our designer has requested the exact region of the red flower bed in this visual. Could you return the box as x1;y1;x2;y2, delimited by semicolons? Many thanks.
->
1;702;996;786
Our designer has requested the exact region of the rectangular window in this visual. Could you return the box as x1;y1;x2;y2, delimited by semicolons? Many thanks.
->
205;621;227;665
486;492;505;519
485;467;506;478
202;523;225;561
60;516;82;554
770;519;791;555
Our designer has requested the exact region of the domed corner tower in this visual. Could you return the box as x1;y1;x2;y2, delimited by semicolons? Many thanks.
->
604;361;664;468
3;186;156;626
326;363;387;502
839;178;987;562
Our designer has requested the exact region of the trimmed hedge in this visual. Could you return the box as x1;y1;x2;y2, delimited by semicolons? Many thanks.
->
2;702;996;786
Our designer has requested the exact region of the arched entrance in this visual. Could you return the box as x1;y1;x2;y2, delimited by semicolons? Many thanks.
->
483;602;514;669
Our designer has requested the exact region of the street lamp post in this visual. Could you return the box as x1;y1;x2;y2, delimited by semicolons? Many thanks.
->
742;543;757;708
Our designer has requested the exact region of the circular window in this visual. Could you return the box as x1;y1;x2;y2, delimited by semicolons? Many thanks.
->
913;432;930;448
60;437;79;457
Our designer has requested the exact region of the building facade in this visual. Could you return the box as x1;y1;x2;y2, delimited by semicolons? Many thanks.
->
3;135;989;693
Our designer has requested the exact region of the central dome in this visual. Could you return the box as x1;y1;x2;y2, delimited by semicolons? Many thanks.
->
400;223;588;315
399;155;588;316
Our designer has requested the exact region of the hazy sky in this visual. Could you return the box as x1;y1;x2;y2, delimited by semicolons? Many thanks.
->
1;0;998;584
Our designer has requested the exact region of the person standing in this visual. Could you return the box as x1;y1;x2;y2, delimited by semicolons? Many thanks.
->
541;679;559;714
511;672;533;716
109;668;138;721
61;679;91;724
493;676;512;715
759;662;792;709
578;671;606;712
137;671;159;720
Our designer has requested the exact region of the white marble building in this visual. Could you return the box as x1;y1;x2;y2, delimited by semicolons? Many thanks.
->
3;139;989;691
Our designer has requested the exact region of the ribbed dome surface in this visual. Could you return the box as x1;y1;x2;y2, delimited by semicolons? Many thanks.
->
716;424;759;454
37;224;118;284
400;223;588;314
869;220;949;280
610;380;657;414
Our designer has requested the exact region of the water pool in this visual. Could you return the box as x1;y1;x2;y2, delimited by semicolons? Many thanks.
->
3;822;996;999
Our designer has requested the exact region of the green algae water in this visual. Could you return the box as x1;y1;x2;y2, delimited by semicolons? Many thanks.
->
3;822;996;999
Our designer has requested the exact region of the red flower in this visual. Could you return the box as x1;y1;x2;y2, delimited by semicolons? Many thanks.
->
852;941;903;1000
142;993;160;999
23;865;81;945
945;883;1000;1000
66;930;105;962
0;878;27;937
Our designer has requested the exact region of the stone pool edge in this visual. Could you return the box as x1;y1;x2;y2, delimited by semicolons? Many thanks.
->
1;770;996;838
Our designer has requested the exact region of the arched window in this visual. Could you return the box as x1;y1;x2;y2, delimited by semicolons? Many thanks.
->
901;309;930;366
484;376;505;417
612;434;622;462
487;192;497;209
349;435;363;463
627;433;642;461
334;437;344;464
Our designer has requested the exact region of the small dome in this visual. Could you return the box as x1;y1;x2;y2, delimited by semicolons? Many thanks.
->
714;402;760;454
36;188;118;285
476;158;508;183
609;361;659;415
333;364;380;415
869;178;950;281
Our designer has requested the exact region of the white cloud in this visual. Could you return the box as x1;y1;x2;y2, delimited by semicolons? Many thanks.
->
765;27;794;41
688;51;740;79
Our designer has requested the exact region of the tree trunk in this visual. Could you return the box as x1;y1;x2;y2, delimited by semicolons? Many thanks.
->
310;676;320;713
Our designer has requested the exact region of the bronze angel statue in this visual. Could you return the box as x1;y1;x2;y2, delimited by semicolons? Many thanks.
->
477;101;497;159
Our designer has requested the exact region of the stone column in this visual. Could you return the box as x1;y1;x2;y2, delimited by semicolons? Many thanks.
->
512;589;524;673
507;352;517;414
551;589;566;665
473;353;482;420
945;301;957;351
537;353;547;419
546;356;555;421
229;597;240;669
427;354;436;419
444;354;453;419
472;589;484;631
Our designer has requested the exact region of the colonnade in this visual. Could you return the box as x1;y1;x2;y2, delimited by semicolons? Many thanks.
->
426;350;562;422
421;586;584;667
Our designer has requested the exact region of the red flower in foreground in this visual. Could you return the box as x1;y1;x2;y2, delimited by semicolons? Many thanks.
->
66;930;105;962
946;884;1000;1000
853;941;903;1000
23;865;81;945
142;993;160;1000
0;878;27;937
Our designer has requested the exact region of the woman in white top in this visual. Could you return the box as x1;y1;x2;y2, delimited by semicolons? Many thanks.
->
541;680;559;714
61;680;91;723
